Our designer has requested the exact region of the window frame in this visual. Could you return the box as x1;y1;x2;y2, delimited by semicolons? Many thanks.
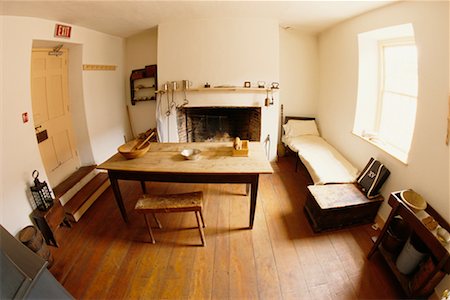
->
375;38;418;157
353;32;418;164
376;38;416;130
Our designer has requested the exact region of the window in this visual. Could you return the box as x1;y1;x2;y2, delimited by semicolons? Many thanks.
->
354;24;418;163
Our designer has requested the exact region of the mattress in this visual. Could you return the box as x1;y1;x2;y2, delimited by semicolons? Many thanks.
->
284;135;358;185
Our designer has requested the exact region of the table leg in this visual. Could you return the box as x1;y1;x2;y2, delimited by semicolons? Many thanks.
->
108;174;129;223
249;175;259;229
245;184;250;196
140;181;147;194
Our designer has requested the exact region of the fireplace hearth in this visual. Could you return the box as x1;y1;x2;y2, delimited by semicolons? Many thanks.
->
177;106;261;142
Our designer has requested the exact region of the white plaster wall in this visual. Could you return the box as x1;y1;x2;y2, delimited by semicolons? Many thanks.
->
319;0;449;219
1;16;125;234
318;2;449;295
279;28;318;120
67;44;95;166
125;28;158;138
157;18;280;160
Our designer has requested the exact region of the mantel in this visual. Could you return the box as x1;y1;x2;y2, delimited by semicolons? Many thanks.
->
178;105;261;109
157;87;279;94
188;87;277;92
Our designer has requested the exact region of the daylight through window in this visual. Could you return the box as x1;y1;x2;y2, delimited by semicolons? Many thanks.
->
354;24;418;163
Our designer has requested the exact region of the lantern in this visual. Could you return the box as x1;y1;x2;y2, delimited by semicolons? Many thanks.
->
30;170;54;211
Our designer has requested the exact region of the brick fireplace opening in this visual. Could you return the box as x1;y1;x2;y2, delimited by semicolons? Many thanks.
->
177;106;261;142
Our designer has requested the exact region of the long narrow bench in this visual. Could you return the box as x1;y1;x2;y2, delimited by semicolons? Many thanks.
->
135;191;206;246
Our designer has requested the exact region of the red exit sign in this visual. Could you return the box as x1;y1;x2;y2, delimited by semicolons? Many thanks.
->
54;24;71;38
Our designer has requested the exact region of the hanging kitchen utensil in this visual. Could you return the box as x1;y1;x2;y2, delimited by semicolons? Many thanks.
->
265;89;270;106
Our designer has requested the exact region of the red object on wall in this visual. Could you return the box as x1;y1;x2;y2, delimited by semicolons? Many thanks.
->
22;112;28;123
54;24;71;38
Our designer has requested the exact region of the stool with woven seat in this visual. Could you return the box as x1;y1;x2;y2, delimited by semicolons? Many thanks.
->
135;191;206;246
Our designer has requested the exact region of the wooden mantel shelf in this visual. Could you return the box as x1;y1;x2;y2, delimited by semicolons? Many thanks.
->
156;87;279;94
188;87;278;92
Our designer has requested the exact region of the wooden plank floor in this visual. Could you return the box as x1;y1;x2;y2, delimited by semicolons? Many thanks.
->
49;155;405;299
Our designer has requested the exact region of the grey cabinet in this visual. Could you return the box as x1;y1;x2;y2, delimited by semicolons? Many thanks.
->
1;225;73;299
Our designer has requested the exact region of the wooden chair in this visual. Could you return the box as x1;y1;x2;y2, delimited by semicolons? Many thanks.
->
134;191;206;246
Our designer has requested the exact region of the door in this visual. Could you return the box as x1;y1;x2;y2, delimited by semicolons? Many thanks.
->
31;48;80;187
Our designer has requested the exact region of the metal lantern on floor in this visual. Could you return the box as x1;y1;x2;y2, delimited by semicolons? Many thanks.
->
30;170;54;211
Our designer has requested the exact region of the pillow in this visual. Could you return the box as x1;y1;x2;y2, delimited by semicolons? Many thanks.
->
283;120;320;137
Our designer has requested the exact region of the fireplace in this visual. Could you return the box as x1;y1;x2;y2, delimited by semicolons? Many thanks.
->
177;106;261;142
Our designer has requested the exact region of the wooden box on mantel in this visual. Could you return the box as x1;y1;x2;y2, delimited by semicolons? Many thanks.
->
232;140;249;157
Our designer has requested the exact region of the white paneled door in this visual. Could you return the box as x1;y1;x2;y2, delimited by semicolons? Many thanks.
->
31;48;80;186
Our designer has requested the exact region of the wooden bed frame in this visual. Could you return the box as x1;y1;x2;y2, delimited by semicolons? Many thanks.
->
283;116;316;175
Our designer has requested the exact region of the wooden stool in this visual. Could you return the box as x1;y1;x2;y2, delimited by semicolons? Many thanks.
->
135;191;206;246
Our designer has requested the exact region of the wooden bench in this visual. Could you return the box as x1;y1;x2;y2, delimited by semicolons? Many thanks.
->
135;191;206;246
304;183;383;232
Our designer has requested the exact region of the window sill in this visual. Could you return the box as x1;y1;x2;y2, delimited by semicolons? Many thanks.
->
352;132;409;165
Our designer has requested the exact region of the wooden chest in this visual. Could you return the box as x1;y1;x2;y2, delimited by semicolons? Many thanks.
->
304;184;383;232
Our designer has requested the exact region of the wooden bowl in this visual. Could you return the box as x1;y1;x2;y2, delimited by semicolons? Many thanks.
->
400;189;427;212
118;140;150;159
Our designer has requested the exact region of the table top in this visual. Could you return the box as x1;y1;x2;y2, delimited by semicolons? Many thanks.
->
98;142;273;175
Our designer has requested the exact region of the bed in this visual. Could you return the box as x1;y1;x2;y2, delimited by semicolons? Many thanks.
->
281;117;384;232
282;116;359;185
281;117;388;231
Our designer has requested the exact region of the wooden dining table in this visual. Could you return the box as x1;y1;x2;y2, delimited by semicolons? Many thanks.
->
97;142;274;229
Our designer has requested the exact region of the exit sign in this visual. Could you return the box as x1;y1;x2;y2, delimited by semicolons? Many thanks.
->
54;24;71;38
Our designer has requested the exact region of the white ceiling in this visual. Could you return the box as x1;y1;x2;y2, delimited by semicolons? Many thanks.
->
2;1;397;38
